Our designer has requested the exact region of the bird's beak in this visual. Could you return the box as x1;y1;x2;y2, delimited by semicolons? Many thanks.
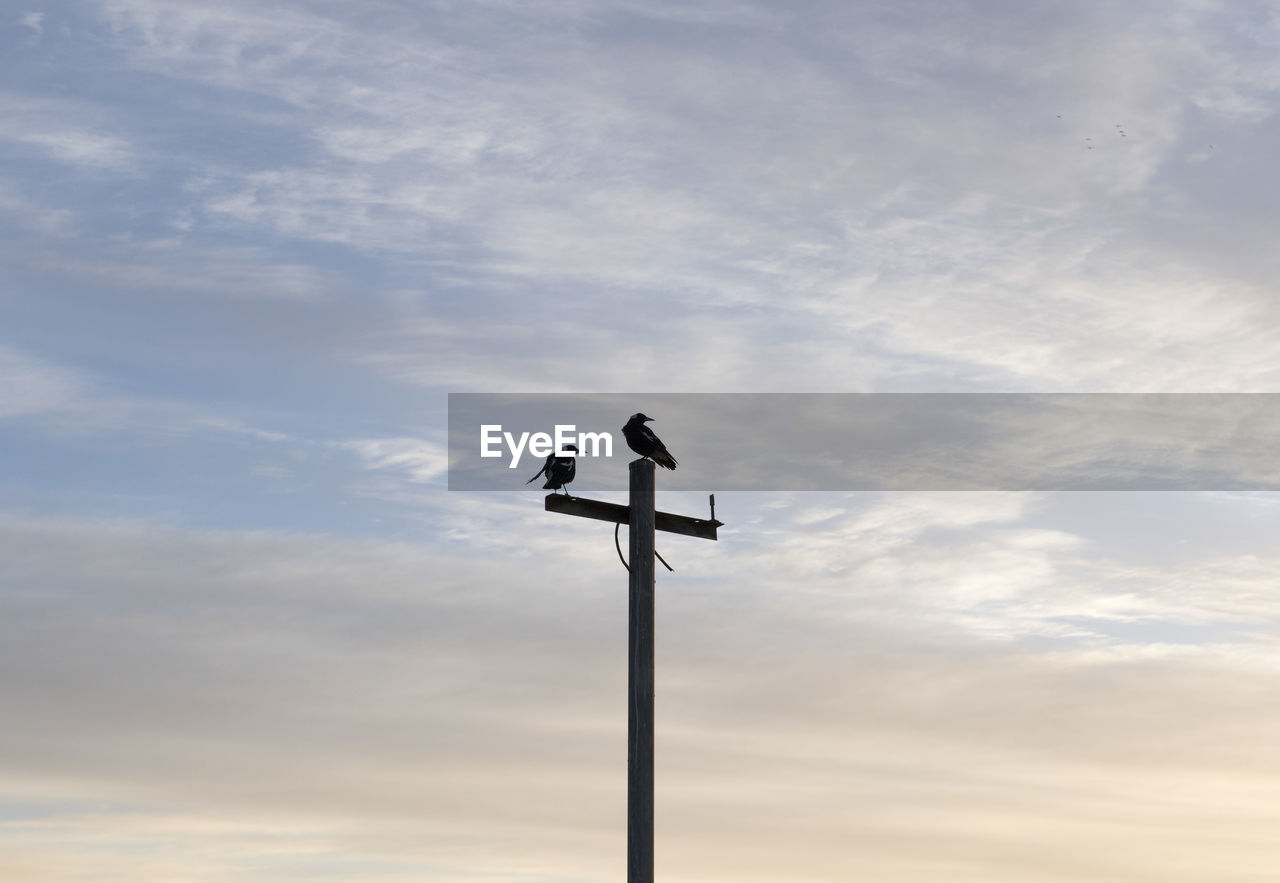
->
643;416;653;422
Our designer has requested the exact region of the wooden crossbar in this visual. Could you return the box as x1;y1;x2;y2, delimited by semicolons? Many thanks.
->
544;493;722;541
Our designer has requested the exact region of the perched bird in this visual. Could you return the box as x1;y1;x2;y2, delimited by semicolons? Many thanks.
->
527;444;577;494
622;413;678;469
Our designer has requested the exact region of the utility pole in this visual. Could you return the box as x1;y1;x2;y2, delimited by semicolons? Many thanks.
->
628;459;656;880
544;459;721;883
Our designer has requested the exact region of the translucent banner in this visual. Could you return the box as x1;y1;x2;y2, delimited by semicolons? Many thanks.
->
448;393;1280;491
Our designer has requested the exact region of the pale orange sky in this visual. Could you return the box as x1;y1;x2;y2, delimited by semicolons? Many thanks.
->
4;492;1280;880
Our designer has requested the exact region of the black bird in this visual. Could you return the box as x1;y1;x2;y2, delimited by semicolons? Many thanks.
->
526;444;577;494
622;413;677;469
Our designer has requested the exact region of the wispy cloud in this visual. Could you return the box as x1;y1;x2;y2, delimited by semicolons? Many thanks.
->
0;347;92;420
0;345;296;445
340;437;447;484
18;11;44;38
0;180;72;232
0;94;136;172
31;240;348;301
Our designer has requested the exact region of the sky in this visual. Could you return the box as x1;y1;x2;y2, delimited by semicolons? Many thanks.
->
4;1;1280;880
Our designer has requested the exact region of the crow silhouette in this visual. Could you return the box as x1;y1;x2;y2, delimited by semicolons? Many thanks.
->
622;413;677;469
526;444;577;493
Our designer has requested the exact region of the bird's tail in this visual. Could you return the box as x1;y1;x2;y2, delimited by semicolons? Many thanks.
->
526;470;543;484
653;451;678;470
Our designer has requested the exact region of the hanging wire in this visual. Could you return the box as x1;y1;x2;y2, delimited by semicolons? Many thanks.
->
615;521;630;572
615;521;674;572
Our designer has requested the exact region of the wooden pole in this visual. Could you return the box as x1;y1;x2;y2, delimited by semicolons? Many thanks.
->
627;458;655;883
543;466;721;878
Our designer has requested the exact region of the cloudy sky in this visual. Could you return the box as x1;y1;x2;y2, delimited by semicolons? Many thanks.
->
4;1;1280;880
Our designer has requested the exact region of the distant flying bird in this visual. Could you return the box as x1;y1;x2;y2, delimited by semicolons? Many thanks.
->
527;444;577;494
622;413;678;469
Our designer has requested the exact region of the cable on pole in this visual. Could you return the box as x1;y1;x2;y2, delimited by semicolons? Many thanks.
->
616;521;673;572
615;521;631;572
